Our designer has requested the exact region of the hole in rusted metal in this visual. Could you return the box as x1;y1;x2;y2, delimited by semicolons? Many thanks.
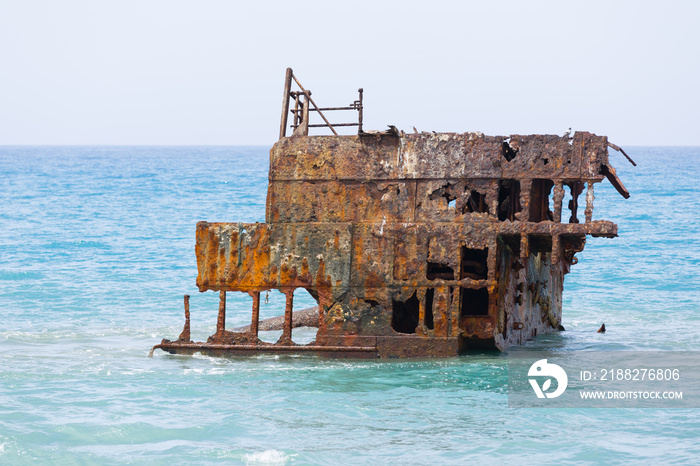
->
529;179;554;222
460;287;489;316
460;247;488;280
462;189;488;214
564;181;583;223
528;234;553;254
499;234;521;257
425;288;435;330
427;262;454;280
291;288;318;344
391;292;420;334
429;183;457;210
498;180;521;221
502;140;518;162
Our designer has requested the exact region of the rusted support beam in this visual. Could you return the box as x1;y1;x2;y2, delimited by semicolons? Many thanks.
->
417;288;427;334
291;94;309;136
318;299;330;337
520;179;533;222
178;294;191;341
553;182;565;223
280;290;294;344
601;163;630;199
307;123;359;128
293;92;301;128
585;182;595;223
358;88;363;133
154;341;378;356
568;181;583;224
279;67;293;139
520;233;529;263
608;142;637;167
292;106;358;112
216;290;226;335
250;291;260;338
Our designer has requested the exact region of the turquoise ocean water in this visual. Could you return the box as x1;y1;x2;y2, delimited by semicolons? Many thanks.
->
1;145;699;464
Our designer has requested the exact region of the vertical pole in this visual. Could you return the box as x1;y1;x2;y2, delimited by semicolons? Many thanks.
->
279;68;293;139
551;234;560;265
293;93;301;129
522;179;535;222
418;290;426;332
281;290;293;344
317;297;328;338
251;291;260;338
585;182;595;223
513;180;523;222
553;182;565;223
569;181;582;224
358;88;363;133
301;92;310;136
178;294;191;341
520;234;529;265
216;290;226;335
489;181;499;217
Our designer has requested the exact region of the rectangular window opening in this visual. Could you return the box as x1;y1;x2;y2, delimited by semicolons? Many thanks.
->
392;292;420;334
463;190;488;214
498;180;521;221
460;247;488;280
499;234;521;257
460;287;490;317
529;179;554;222
528;234;553;254
427;262;455;280
565;181;583;224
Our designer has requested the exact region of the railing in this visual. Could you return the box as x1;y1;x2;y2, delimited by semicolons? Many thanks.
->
279;67;363;139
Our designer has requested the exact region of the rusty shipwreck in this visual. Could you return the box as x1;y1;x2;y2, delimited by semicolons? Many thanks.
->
151;68;632;358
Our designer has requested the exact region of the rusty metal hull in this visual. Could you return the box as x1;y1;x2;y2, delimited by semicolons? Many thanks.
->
152;341;378;359
154;131;625;358
152;335;462;359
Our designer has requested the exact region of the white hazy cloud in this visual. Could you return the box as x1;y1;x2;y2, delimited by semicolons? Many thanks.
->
0;0;698;145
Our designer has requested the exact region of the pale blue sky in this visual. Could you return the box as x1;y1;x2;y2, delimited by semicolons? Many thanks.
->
1;0;698;145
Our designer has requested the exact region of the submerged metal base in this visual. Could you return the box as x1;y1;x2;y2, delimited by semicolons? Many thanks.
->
150;334;472;359
150;339;377;359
